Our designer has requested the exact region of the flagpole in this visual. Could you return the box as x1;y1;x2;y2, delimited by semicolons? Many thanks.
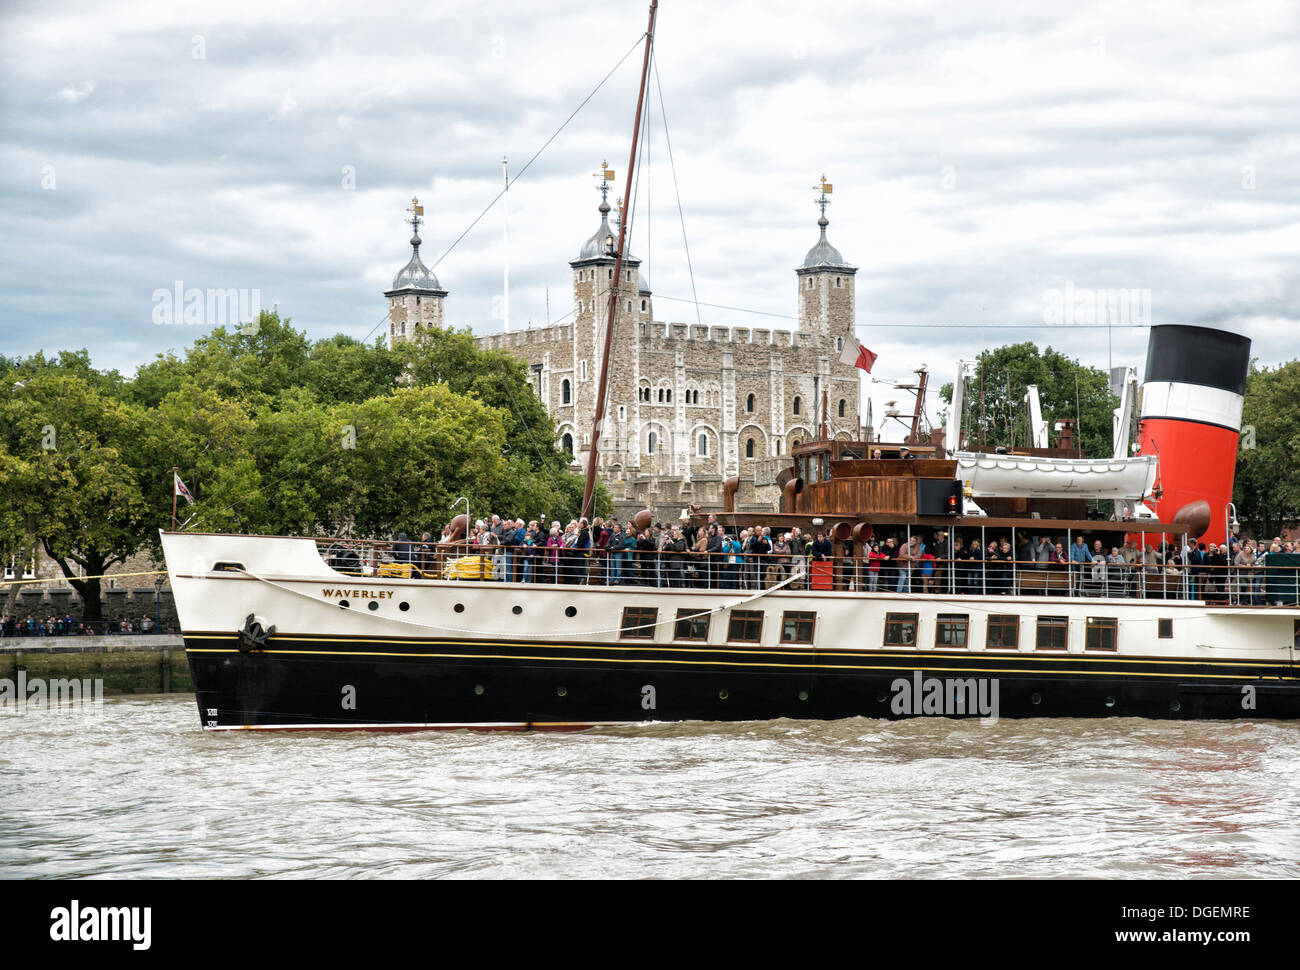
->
171;466;178;532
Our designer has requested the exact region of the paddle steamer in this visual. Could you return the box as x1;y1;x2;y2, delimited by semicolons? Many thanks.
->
159;2;1299;729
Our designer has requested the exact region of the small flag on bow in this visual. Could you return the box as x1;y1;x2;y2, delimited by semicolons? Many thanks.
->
839;335;878;373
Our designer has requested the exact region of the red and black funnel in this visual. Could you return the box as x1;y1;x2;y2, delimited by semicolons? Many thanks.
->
1135;324;1250;545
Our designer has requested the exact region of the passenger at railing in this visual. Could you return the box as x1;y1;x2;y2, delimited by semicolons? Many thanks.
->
866;540;886;591
960;538;979;594
810;532;832;563
1184;541;1204;599
754;525;769;585
1069;535;1093;591
686;526;707;588
415;532;434;578
721;530;742;589
896;535;920;593
1236;539;1259;605
1206;543;1229;604
705;524;723;589
392;532;413;567
920;546;937;593
999;538;1016;593
662;526;687;588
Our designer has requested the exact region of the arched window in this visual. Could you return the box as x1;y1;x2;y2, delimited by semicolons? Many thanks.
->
641;299;647;311
579;360;587;381
836;337;843;353
793;396;801;415
745;438;755;459
647;432;658;455
562;379;571;405
561;433;573;454
838;399;846;418
697;433;708;457
746;393;755;413
657;388;663;403
666;389;672;403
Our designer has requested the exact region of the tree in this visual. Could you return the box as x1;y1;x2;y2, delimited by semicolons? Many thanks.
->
0;374;151;622
938;342;1117;457
1233;359;1300;538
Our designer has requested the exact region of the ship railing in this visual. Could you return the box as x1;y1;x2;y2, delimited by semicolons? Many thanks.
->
314;538;1300;606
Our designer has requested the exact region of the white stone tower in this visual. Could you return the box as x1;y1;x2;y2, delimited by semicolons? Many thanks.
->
795;175;856;337
386;196;447;345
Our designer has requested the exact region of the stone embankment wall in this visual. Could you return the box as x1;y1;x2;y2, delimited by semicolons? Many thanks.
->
1;636;192;694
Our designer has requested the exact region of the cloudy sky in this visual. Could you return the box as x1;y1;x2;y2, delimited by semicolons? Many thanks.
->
2;0;1297;434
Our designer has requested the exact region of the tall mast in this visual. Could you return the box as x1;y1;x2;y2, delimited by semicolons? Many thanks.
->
581;0;658;521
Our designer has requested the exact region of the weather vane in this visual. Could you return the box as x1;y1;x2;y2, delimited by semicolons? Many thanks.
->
812;175;833;218
593;160;615;203
406;196;424;234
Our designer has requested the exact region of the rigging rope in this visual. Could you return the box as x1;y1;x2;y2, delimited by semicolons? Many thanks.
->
652;54;702;329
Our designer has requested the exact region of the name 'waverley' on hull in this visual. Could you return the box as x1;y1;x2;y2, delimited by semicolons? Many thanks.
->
160;3;1299;730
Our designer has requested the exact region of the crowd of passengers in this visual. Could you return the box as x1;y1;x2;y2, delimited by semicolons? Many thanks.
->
347;515;1298;604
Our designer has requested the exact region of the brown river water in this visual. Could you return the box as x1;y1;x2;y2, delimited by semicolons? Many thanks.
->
1;695;1298;879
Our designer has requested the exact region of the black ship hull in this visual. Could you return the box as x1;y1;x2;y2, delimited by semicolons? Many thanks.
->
185;631;1300;729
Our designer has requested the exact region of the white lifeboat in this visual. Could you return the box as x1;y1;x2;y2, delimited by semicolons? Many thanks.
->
954;452;1158;500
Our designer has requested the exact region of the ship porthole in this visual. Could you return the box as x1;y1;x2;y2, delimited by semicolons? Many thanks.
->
556;686;567;697
454;603;465;614
1104;697;1116;708
399;601;410;612
338;600;349;609
718;688;729;700
1170;699;1181;713
474;684;485;695
798;690;809;701
367;601;379;611
565;606;577;618
512;605;523;615
1031;692;1043;705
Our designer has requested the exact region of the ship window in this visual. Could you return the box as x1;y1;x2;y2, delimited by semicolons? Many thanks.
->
562;379;571;405
674;609;709;641
987;615;1019;650
1085;616;1118;652
727;609;764;643
935;614;968;648
884;613;919;646
620;606;658;640
1036;616;1069;651
1158;618;1173;639
780;611;816;644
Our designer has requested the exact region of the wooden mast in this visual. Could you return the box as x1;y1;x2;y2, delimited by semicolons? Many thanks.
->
581;0;659;522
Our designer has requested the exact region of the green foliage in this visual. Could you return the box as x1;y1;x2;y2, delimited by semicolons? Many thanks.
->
1233;359;1300;537
938;342;1116;456
0;312;603;620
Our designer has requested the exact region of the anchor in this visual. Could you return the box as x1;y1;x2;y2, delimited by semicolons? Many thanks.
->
238;614;276;653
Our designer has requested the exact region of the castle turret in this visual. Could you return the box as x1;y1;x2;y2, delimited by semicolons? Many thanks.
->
385;196;447;345
795;176;856;336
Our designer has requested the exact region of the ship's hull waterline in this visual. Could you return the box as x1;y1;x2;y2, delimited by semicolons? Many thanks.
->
164;534;1300;730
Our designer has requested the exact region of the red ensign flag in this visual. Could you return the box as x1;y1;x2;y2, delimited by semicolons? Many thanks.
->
839;335;878;373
